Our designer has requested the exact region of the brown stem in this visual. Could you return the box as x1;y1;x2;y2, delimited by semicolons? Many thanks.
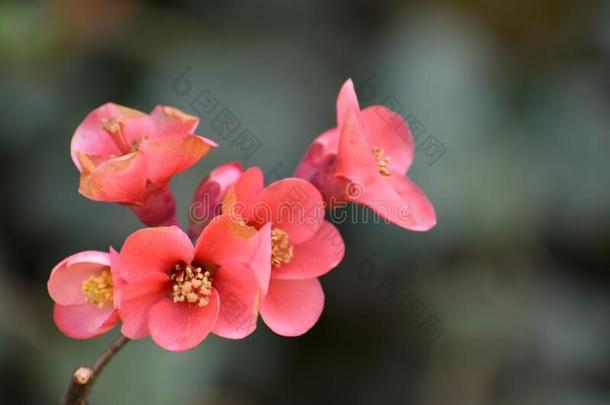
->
60;335;130;405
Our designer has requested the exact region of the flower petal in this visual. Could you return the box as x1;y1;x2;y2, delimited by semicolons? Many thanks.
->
79;152;148;204
139;134;216;187
212;264;260;339
335;103;379;186
388;174;436;230
118;273;169;339
260;278;324;336
193;215;260;268
109;247;125;309
360;106;414;174
271;221;344;280
148;291;219;351
117;226;194;282
149;105;200;137
223;167;265;222
48;251;110;306
53;303;118;339
256;178;325;245
353;175;436;231
250;223;271;295
336;79;360;129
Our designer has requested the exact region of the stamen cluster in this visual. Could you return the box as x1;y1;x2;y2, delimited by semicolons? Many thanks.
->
372;146;392;177
81;269;114;308
271;228;294;268
170;263;213;307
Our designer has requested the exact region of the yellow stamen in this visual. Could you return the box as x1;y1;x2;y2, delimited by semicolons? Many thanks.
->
170;264;213;307
81;269;114;308
372;146;392;177
271;228;294;268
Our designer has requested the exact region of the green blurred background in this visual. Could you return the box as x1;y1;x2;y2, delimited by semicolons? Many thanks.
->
1;0;609;404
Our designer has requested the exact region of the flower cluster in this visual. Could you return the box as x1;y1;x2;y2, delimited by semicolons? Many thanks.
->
48;79;436;351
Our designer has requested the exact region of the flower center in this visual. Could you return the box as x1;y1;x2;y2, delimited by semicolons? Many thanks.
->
81;269;113;308
271;228;294;268
372;146;392;177
101;116;133;155
170;264;213;307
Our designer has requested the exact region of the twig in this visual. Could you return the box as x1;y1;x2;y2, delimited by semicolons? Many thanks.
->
60;335;130;405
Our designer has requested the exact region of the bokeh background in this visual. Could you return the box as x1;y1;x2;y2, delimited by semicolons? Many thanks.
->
1;0;610;404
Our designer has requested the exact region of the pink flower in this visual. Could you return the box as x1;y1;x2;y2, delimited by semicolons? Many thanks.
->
47;250;121;339
224;168;345;336
295;79;436;231
115;217;270;351
187;161;243;240
71;103;217;226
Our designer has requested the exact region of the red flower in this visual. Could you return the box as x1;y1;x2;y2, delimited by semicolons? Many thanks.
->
224;168;345;336
47;250;121;338
115;217;269;351
71;103;216;226
296;79;436;231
